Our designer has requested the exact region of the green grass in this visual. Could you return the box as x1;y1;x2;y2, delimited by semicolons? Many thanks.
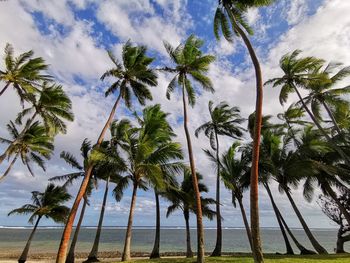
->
129;254;350;263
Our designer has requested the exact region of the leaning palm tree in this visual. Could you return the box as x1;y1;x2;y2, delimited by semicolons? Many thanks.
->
56;41;157;263
112;105;183;261
213;1;276;261
165;169;216;258
195;100;244;256
163;35;215;263
265;50;350;165
0;121;54;182
8;183;71;263
0;82;74;165
0;43;52;101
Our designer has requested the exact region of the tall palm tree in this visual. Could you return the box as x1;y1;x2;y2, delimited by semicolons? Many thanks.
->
0;121;54;182
0;82;74;165
0;43;52;101
213;1;276;261
265;50;350;165
50;139;96;263
218;143;252;250
8;183;71;263
56;41;157;263
163;35;215;263
112;105;183;261
165;169;216;258
195;100;244;256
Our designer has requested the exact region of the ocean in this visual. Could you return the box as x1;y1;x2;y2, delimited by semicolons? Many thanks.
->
0;226;347;254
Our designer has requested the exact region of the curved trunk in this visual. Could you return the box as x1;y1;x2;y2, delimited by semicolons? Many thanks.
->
336;230;350;253
285;190;328;254
181;83;205;263
87;177;110;262
323;183;350;226
276;208;315;255
150;191;161;259
0;153;19;182
237;197;253;251
211;131;222;257
56;93;122;263
321;101;342;137
184;208;193;258
293;85;350;165
264;183;294;255
18;216;41;263
0;81;10;96
121;182;138;262
66;197;88;263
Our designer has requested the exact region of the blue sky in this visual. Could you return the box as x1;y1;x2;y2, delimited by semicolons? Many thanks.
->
0;0;349;230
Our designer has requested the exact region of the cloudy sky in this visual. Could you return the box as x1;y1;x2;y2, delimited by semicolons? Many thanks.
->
0;0;349;229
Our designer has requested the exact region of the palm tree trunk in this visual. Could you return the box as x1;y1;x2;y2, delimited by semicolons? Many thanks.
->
211;131;222;257
87;177;110;262
323;183;350;226
121;182;138;262
227;11;264;263
284;189;328;254
293;84;350;165
181;83;205;263
0;81;10;96
264;183;294;255
276;206;315;255
0;153;19;182
321;101;342;136
184;208;193;258
18;216;41;263
66;197;88;263
56;93;122;263
237;197;253;251
150;191;161;259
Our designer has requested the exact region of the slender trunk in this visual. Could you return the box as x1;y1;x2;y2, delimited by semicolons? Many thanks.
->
293;85;350;165
87;177;110;262
336;231;350;253
18;216;41;263
276;207;315;255
0;112;37;165
227;11;264;263
56;93;122;263
0;153;18;182
150;191;161;259
211;131;222;257
264;183;294;255
184;208;193;258
321;100;342;136
66;197;88;263
121;182;138;261
237;197;253;251
0;81;10;96
181;82;205;263
324;183;350;226
285;190;328;254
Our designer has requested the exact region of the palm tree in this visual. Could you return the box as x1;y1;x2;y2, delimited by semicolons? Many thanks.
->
163;35;215;262
0;43;52;101
50;139;96;263
0;82;74;165
56;41;157;263
165;169;216;258
112;105;183;261
265;50;350;165
195;100;244;256
0;121;54;182
213;1;276;261
8;183;71;263
218;143;252;250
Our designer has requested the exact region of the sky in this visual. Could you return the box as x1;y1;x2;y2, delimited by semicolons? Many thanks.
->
0;0;349;230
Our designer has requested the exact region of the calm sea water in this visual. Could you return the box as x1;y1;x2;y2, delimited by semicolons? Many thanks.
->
0;227;348;254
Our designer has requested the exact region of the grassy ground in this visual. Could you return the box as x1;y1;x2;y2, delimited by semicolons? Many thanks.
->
129;254;350;263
